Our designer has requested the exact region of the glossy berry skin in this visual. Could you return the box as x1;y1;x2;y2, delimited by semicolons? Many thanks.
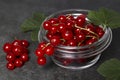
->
76;15;86;27
85;38;96;45
6;62;15;70
76;32;86;42
65;20;74;30
85;24;95;35
49;26;58;34
12;40;22;46
50;36;61;46
12;46;23;56
38;41;46;49
74;28;82;35
58;15;67;23
37;57;46;65
14;59;23;67
62;30;73;40
20;53;29;62
62;59;73;66
66;39;77;46
58;23;66;32
21;40;29;48
44;45;54;56
95;27;104;38
6;53;16;62
43;21;51;30
3;43;13;53
35;48;44;57
46;32;53;39
49;18;59;24
66;15;74;20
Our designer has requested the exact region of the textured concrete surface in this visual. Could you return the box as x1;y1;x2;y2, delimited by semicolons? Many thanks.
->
0;0;120;80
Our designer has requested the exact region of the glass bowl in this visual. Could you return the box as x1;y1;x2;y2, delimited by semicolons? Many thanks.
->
38;9;112;70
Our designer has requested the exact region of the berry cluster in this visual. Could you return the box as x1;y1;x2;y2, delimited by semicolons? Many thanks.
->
36;14;105;65
3;39;29;70
35;42;54;65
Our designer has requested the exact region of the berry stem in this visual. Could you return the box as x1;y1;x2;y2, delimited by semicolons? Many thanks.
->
74;24;99;39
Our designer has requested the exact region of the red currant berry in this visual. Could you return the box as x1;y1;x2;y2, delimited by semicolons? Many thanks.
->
76;15;86;27
62;59;73;66
58;23;66;32
66;39;77;46
46;32;53;39
43;21;51;30
49;18;59;24
62;30;73;40
6;53;16;62
12;46;23;56
74;28;82;35
85;38;96;45
66;15;74;20
65;20;74;30
14;59;23;67
20;53;29;62
3;43;13;53
76;32;86;42
37;57;46;65
6;62;15;70
95;26;104;38
58;15;67;23
12;40;22;46
35;48;44;57
21;40;29;48
38;41;46;49
49;26;58;34
44;45;54;56
50;36;61;46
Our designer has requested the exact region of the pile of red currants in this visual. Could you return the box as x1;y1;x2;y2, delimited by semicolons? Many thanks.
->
3;39;29;70
35;14;105;65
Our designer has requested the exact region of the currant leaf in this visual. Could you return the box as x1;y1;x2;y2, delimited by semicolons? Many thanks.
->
97;58;120;80
87;8;120;29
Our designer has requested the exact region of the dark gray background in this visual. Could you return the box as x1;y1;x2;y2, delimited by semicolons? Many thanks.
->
0;0;120;80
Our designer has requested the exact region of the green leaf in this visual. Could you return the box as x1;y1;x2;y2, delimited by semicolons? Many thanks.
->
87;8;120;29
31;29;39;41
21;18;40;32
21;12;46;41
97;58;120;79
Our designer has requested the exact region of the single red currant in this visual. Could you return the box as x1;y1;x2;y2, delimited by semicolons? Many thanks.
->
14;59;23;67
12;40;22;46
58;15;67;23
50;36;61;46
58;23;66;32
21;40;29;48
6;62;15;70
65;20;74;30
95;26;104;38
3;43;13;53
49;26;58;34
43;21;51;30
76;15;86;27
20;53;29;62
66;39;77;46
6;53;16;62
38;41;46;49
35;48;45;57
12;46;23;56
76;32;86;42
44;45;54;56
49;18;59;24
62;30;73;40
37;57;46;65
